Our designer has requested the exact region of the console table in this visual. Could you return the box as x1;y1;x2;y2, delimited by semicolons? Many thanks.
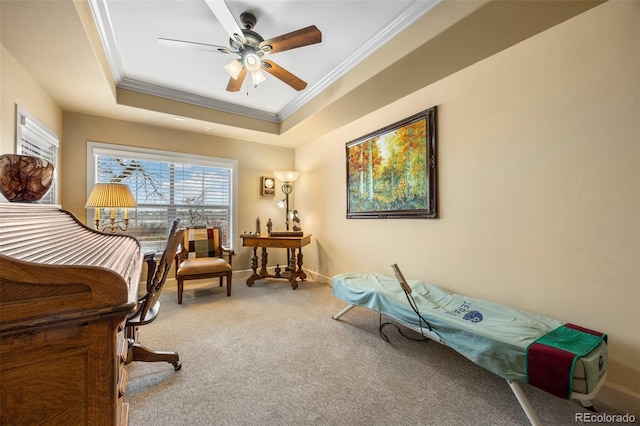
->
241;234;312;289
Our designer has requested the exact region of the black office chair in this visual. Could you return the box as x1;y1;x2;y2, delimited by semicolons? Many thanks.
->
125;219;184;371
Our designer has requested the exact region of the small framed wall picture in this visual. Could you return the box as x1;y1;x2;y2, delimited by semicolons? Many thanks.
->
261;176;276;197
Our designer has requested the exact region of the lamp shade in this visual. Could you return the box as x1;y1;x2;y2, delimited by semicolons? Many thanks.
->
224;59;243;80
85;183;137;208
273;171;300;182
251;69;267;86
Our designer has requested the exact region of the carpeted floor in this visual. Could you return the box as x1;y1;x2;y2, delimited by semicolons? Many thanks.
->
125;277;624;425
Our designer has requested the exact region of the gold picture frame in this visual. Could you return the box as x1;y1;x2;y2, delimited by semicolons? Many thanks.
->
346;106;437;218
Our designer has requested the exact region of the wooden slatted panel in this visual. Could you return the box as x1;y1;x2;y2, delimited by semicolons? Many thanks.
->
0;204;141;286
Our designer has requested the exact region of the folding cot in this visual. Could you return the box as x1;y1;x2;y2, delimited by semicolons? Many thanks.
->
331;266;608;425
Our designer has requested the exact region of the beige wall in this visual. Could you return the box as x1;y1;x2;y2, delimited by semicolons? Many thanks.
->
0;45;62;156
296;0;639;412
2;0;638;415
61;111;295;268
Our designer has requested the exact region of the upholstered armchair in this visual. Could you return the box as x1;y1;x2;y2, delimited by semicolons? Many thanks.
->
175;225;233;304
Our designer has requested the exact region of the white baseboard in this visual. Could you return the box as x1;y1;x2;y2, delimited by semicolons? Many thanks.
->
231;268;257;281
303;269;332;285
165;267;330;286
595;382;640;417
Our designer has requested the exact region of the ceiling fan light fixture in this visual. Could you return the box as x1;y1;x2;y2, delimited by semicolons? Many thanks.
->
224;59;243;80
243;52;262;72
251;69;267;87
171;4;322;93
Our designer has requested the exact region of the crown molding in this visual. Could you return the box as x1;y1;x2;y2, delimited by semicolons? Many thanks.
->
278;0;440;121
118;78;280;122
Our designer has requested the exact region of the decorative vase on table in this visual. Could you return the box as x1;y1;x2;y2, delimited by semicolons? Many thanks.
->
0;154;54;203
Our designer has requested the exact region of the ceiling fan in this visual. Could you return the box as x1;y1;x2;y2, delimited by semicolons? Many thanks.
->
159;0;322;92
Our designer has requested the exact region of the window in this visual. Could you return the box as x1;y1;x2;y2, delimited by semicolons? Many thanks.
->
87;142;238;252
16;107;59;204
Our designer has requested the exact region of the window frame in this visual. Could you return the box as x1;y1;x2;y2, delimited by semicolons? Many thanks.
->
86;141;238;250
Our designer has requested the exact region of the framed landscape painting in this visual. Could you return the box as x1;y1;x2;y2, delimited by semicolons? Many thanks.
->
346;106;437;219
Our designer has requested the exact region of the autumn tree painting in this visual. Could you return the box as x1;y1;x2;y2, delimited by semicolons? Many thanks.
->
346;107;437;218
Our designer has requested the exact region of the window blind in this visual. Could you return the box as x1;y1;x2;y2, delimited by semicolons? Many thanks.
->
16;108;59;204
90;144;236;252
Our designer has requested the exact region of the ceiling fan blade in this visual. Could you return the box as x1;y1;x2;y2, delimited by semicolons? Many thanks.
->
261;60;307;91
226;68;247;92
203;0;247;45
159;37;232;53
259;25;322;54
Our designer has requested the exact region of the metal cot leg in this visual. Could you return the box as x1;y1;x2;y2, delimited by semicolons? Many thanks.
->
579;399;595;411
333;304;356;320
508;381;542;426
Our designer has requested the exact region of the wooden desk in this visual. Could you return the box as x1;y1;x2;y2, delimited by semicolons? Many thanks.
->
0;204;142;426
241;234;312;289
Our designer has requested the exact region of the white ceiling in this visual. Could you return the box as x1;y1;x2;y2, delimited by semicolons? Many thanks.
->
2;0;605;149
91;0;438;123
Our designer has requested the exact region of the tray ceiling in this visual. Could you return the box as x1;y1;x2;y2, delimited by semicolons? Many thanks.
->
90;0;439;123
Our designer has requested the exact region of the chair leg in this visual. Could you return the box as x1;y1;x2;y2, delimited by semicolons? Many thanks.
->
177;278;183;304
127;341;181;371
219;276;223;287
226;272;232;296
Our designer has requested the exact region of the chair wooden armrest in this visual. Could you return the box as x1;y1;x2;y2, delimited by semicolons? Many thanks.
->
175;248;188;267
221;245;234;265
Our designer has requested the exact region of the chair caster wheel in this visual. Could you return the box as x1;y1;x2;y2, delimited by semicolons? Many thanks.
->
173;362;182;371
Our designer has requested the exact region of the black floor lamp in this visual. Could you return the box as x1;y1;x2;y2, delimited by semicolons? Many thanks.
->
274;170;300;271
274;170;300;230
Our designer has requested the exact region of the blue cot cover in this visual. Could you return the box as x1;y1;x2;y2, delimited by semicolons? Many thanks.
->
332;272;564;383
